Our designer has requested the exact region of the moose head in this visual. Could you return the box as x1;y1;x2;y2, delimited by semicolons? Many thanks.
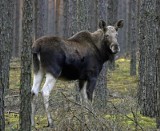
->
99;19;124;54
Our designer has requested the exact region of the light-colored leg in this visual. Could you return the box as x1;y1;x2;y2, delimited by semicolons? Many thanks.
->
41;73;56;127
31;70;44;126
80;81;94;111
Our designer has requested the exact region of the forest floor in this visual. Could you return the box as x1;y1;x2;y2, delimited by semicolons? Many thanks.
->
5;58;156;131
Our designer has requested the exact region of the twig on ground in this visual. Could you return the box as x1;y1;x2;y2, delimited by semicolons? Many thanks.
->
108;101;144;131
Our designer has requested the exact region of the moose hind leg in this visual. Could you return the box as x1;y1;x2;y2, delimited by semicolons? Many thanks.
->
41;73;56;127
31;70;44;126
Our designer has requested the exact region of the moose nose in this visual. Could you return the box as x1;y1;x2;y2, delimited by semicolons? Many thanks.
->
110;43;120;53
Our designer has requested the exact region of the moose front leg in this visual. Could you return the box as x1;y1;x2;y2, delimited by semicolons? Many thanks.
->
86;78;97;102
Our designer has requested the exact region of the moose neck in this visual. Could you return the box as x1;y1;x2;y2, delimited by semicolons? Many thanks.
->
91;30;114;64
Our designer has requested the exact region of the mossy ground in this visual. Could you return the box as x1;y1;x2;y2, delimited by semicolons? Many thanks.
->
5;58;156;130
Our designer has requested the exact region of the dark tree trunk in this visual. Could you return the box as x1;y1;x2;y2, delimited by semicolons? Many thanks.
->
19;0;33;130
156;48;160;130
48;0;55;36
0;0;14;129
68;0;78;36
12;0;20;58
94;0;108;110
63;0;69;38
156;0;160;129
77;0;90;31
89;0;98;32
130;0;137;76
138;0;158;117
55;0;61;35
107;0;118;71
34;0;47;39
127;0;132;55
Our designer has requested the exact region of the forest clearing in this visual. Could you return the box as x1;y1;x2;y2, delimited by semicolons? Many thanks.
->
0;0;160;130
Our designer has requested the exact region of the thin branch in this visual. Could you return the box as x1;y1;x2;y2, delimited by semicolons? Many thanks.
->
61;92;109;129
108;101;144;131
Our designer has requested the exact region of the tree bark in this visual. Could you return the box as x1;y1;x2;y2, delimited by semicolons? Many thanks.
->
138;0;158;117
63;0;69;38
130;0;137;76
12;0;20;58
34;0;47;39
0;0;14;130
48;0;55;36
55;0;61;35
156;0;160;129
93;0;108;110
156;48;160;130
19;0;33;130
107;0;118;71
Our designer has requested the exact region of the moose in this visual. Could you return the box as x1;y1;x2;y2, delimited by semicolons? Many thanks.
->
31;20;124;127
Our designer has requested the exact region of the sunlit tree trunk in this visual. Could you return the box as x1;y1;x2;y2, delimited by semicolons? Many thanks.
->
19;0;33;130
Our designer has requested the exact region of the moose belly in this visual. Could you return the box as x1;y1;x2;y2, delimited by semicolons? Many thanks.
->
60;65;81;80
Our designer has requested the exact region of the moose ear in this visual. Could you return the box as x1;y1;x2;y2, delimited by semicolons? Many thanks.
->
99;20;106;29
115;19;124;31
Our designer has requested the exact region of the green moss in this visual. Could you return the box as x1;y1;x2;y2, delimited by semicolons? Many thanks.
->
108;58;138;95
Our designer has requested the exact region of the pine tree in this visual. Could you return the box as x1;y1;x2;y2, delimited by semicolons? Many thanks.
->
19;0;33;130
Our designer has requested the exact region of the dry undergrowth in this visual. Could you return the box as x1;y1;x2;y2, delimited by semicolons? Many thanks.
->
5;58;156;131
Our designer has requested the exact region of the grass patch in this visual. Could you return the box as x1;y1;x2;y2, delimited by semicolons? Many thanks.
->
107;58;138;96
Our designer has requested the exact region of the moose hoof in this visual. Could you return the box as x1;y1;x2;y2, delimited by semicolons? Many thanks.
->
44;122;54;128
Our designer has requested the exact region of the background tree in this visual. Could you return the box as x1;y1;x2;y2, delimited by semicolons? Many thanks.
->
107;0;118;70
19;0;33;130
34;0;48;39
130;0;137;76
48;0;55;36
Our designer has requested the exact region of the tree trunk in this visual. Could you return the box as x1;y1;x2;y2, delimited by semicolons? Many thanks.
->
107;0;118;71
156;48;160;130
68;0;78;36
89;0;98;32
55;0;61;35
63;0;69;38
0;0;14;130
19;0;33;130
130;0;137;76
12;0;20;58
138;0;158;117
34;0;47;39
156;0;160;129
93;0;108;110
48;0;55;36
